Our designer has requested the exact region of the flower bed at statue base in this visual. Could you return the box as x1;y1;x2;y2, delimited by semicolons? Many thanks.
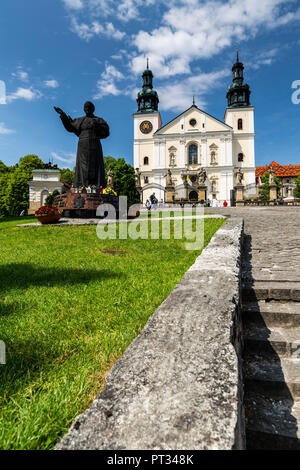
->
35;206;62;224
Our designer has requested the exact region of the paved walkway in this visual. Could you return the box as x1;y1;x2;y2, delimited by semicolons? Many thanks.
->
206;206;300;284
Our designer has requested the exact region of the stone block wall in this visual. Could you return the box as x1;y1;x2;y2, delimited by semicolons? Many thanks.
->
56;217;245;450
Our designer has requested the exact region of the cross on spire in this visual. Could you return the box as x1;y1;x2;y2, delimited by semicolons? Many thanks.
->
236;48;239;62
146;57;149;69
192;95;195;106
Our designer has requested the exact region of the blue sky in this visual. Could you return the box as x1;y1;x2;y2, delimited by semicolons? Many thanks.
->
1;0;300;169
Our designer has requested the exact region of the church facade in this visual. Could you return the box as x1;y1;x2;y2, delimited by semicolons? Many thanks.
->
133;53;256;205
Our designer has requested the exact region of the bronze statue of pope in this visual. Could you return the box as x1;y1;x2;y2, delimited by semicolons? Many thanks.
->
54;101;109;189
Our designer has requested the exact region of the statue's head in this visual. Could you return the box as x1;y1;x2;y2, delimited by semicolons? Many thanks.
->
84;101;95;116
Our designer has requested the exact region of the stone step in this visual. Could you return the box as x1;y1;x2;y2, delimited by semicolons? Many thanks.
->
243;354;300;399
242;281;300;302
245;393;300;450
244;326;300;358
243;270;300;283
242;301;300;328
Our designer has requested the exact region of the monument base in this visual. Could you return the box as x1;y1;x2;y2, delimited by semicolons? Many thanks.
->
269;183;278;205
54;192;121;219
198;184;206;202
165;185;175;204
235;184;245;206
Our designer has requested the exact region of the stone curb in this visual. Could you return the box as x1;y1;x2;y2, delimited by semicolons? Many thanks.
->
16;214;225;227
55;217;245;450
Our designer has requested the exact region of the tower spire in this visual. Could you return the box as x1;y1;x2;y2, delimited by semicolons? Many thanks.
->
226;50;251;108
136;61;159;113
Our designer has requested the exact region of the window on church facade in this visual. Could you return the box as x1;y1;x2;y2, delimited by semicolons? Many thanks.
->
188;144;198;165
238;119;243;130
144;176;149;184
144;156;149;165
238;153;244;162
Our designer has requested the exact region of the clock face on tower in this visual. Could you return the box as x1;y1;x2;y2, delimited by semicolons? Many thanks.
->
140;120;153;134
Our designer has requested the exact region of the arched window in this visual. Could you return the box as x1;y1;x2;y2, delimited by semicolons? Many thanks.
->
238;119;243;130
188;144;198;165
238;153;244;162
144;156;149;165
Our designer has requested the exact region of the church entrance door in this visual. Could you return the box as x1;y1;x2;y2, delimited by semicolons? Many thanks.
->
189;190;198;201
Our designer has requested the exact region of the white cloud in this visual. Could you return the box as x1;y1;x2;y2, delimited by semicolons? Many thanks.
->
116;0;156;22
62;0;155;20
6;87;42;103
44;80;59;88
249;48;280;70
62;0;83;9
94;64;125;98
0;81;6;104
51;152;76;166
132;0;300;78
71;17;125;41
0;122;15;134
158;69;230;112
12;67;29;82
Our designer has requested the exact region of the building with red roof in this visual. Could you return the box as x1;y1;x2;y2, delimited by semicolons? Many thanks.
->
256;161;300;197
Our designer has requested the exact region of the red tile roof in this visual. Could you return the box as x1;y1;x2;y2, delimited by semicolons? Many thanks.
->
256;161;300;178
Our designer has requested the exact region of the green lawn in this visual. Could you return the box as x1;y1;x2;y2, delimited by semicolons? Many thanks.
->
0;216;225;450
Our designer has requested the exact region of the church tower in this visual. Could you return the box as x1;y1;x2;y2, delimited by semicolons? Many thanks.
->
225;51;255;186
133;60;161;171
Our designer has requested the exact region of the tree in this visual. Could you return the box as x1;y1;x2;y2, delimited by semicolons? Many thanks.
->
2;168;31;216
19;154;44;172
104;156;140;207
60;168;75;186
0;161;8;174
0;154;44;216
295;173;300;198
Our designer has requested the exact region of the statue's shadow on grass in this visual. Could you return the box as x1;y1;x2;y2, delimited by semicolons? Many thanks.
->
0;262;121;294
0;263;123;391
242;234;299;449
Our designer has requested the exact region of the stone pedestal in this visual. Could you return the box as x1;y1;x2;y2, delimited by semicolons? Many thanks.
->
54;192;120;218
198;184;206;202
269;184;278;205
136;185;143;203
235;184;245;206
165;185;175;204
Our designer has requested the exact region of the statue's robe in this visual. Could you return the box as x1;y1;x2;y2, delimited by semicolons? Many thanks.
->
60;114;109;188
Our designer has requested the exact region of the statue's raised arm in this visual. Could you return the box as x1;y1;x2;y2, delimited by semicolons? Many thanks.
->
54;106;77;134
54;106;65;116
